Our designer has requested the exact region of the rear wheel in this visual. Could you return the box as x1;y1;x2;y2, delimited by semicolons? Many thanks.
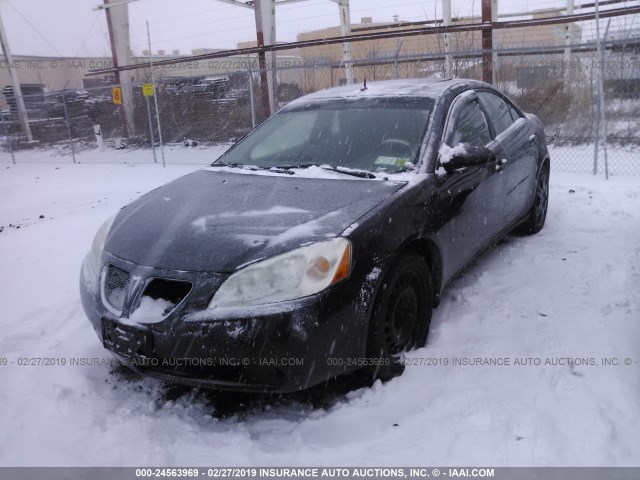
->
516;162;549;235
365;254;433;381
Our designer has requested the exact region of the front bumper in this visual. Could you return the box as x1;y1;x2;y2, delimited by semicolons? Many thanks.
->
80;251;374;393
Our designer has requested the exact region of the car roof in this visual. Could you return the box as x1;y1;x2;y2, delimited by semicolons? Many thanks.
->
288;77;492;105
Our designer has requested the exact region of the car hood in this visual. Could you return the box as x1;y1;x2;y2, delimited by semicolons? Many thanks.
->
105;169;405;272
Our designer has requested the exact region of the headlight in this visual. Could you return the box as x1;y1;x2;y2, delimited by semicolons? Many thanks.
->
209;238;352;309
86;214;116;275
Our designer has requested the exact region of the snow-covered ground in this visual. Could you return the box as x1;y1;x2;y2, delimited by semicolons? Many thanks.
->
0;163;638;467
0;142;232;166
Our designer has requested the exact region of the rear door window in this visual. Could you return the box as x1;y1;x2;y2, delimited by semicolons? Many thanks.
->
478;92;515;136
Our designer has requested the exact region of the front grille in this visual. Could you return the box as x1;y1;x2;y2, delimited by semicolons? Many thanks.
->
102;264;130;314
131;278;192;320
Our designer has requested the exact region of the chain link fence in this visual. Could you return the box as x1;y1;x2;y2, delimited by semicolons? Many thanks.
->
1;41;639;175
0;72;251;165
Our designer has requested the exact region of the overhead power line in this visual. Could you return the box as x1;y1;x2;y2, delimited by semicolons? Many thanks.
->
74;11;104;57
5;0;65;57
87;4;640;75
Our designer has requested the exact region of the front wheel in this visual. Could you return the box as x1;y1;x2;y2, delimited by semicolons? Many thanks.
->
516;162;549;235
365;254;433;381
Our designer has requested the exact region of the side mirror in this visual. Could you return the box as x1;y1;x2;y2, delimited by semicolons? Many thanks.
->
439;144;496;173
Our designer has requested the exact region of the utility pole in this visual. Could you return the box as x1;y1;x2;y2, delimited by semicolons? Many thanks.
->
563;0;575;84
103;0;135;137
491;0;497;84
564;0;575;69
214;0;344;114
481;0;493;84
0;7;33;142
442;0;453;77
335;0;354;84
254;0;277;116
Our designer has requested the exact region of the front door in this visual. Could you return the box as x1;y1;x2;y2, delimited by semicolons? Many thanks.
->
434;92;508;281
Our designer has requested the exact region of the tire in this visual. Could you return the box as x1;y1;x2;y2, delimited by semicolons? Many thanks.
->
365;254;433;381
516;162;550;235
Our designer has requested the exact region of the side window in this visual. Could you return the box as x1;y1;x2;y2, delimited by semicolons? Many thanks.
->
450;101;492;147
478;92;515;136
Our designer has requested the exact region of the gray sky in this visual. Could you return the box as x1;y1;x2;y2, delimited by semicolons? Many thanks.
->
0;0;613;58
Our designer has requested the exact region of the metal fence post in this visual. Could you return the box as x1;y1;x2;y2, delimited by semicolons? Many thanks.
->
601;19;611;180
394;39;404;80
2;114;15;164
146;21;166;167
145;93;157;163
593;0;604;176
154;82;166;167
248;68;256;128
593;76;600;175
61;93;77;164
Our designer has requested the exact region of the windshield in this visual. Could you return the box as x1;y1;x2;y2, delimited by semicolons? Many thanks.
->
216;97;434;174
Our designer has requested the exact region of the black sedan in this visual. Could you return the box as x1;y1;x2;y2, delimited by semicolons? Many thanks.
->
80;78;550;393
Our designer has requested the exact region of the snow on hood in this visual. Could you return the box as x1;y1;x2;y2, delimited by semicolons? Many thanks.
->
104;169;406;272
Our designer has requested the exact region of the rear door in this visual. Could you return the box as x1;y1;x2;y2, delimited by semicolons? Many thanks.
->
477;90;538;224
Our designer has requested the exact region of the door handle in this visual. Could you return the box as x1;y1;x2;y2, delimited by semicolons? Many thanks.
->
529;135;538;145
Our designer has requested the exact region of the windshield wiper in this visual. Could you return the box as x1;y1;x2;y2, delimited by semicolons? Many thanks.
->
320;166;377;179
210;163;294;175
274;163;376;179
248;165;295;175
210;162;243;168
273;163;317;170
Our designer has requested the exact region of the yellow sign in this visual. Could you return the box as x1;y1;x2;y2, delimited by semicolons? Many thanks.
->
142;83;155;96
112;87;122;105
